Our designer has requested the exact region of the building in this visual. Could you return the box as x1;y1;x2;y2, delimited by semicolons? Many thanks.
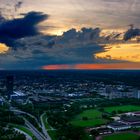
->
6;75;14;100
134;90;140;99
105;85;113;99
10;91;27;103
133;112;140;116
107;122;131;131
120;116;140;128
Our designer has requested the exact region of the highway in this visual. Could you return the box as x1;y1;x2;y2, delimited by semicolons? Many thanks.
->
11;108;52;140
11;109;41;128
40;113;52;140
24;118;47;140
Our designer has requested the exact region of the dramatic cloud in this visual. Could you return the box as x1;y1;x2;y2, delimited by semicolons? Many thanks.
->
124;27;140;41
0;28;105;69
0;25;140;69
0;11;48;47
0;14;5;22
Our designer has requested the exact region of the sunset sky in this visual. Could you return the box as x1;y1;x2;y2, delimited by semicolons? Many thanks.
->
0;0;140;69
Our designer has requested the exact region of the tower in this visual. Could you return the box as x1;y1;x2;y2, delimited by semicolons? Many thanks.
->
6;75;14;100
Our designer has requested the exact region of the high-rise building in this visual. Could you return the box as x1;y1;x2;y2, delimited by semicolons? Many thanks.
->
133;90;140;99
6;75;14;100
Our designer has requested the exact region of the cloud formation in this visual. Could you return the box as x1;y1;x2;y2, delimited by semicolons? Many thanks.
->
1;25;140;69
15;1;23;12
124;27;140;41
0;27;105;69
0;11;48;47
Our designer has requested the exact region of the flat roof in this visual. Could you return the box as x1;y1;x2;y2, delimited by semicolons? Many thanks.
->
108;122;129;128
121;116;140;123
11;91;26;96
134;112;140;115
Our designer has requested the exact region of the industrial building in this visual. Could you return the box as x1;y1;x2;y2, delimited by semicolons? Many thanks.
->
10;91;27;103
107;122;131;131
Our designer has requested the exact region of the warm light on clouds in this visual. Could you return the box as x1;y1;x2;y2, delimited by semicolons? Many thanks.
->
1;0;140;69
0;43;9;54
95;44;140;62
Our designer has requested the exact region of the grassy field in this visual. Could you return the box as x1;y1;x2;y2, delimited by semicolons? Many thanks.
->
70;109;108;127
104;105;140;113
102;133;140;140
48;130;57;140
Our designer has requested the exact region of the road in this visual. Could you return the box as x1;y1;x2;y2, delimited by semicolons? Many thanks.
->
40;113;52;140
11;109;41;128
11;108;51;140
24;118;47;140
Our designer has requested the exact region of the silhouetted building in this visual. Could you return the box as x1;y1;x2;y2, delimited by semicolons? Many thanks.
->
6;76;14;100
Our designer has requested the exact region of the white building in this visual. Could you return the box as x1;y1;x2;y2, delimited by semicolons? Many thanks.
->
107;122;131;131
10;91;27;101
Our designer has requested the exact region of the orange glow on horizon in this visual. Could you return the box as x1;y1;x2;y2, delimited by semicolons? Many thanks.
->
42;63;140;70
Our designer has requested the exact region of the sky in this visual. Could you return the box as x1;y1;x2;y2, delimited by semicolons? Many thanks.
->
0;0;140;69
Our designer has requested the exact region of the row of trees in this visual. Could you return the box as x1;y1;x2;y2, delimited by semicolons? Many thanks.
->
0;126;26;140
0;105;26;140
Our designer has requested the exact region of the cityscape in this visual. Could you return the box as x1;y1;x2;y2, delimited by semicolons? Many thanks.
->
0;71;140;140
1;0;140;140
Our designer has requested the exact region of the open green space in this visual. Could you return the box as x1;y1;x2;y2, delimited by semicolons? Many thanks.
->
104;105;140;113
70;109;108;127
102;133;140;140
48;130;57;140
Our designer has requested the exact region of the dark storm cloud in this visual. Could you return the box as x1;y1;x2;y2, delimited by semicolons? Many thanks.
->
0;25;139;69
0;11;48;47
124;28;140;41
0;14;5;22
0;27;105;69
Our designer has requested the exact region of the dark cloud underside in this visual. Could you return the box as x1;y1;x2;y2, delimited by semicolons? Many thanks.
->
0;11;48;47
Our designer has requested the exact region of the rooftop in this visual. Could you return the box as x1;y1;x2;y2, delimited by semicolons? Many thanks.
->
121;116;140;123
11;91;26;96
108;122;128;128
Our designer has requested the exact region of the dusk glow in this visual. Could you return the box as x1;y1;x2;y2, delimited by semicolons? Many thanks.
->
0;0;140;69
42;63;140;70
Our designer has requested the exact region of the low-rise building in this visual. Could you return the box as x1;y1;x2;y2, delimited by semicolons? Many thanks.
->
10;91;27;102
107;122;131;131
120;116;140;128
